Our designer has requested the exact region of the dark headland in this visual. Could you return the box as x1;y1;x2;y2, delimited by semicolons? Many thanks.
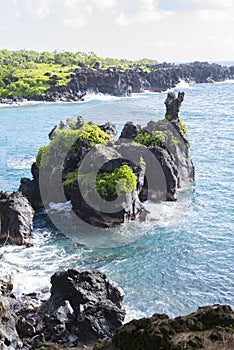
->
0;50;234;104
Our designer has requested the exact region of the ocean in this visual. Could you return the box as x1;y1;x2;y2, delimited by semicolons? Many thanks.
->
0;80;233;322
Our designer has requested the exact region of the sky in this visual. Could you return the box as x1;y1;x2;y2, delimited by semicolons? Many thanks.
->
0;0;233;62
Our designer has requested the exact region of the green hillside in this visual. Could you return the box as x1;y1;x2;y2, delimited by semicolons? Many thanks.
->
0;50;159;98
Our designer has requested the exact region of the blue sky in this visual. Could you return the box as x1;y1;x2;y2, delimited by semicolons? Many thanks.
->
0;0;233;61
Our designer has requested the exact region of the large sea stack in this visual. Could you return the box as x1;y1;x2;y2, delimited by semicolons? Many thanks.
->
19;91;194;229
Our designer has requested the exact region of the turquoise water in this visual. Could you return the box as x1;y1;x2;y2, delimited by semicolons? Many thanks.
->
0;82;233;322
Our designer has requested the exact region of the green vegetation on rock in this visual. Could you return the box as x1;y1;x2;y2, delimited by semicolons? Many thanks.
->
62;172;78;186
35;145;48;168
178;118;189;138
135;130;165;147
36;122;110;168
172;136;181;145
78;123;110;146
63;165;137;200
96;165;137;199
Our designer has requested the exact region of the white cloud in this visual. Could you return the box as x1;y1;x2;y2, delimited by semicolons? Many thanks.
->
193;0;232;9
140;0;155;11
86;5;93;14
23;0;52;19
91;0;116;10
65;0;79;6
198;9;230;21
150;41;176;48
36;6;51;19
1;0;234;62
63;18;86;28
136;9;167;23
10;0;19;6
115;13;129;26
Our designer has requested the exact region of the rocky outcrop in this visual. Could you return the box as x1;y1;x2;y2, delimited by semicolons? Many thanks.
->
67;143;145;227
165;91;185;120
2;273;234;350
0;191;34;245
39;269;125;345
0;270;125;349
94;304;234;350
18;92;194;228
19;163;43;211
0;294;19;350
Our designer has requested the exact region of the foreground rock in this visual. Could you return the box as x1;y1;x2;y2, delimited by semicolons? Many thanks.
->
0;269;125;349
40;269;125;345
1;276;234;350
94;304;234;350
0;191;34;245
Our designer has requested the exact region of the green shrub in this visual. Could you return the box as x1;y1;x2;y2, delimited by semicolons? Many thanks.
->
96;165;137;199
62;172;78;186
36;123;110;168
135;130;165;147
178;118;188;138
78;123;110;146
36;145;49;168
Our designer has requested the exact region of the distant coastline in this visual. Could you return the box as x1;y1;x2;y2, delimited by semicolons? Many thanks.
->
1;50;234;105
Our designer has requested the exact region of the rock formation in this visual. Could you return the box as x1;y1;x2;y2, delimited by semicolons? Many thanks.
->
39;269;125;345
0;191;34;245
165;91;185;120
0;270;125;349
1;275;234;350
94;304;234;350
19;162;43;211
18;92;194;228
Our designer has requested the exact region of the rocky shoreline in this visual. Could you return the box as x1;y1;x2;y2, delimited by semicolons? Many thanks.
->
1;61;234;104
1;273;234;350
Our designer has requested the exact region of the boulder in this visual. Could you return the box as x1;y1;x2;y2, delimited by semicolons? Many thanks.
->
94;304;234;350
39;269;125;345
99;122;117;138
0;191;34;245
148;146;178;201
119;122;141;140
0;270;125;349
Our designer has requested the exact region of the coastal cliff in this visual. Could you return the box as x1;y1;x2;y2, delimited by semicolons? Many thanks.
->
0;49;233;103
